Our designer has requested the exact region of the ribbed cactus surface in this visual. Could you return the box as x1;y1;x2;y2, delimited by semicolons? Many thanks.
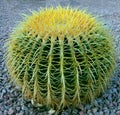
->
5;7;116;109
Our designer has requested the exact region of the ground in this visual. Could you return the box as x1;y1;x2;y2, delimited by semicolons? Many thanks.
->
0;0;120;115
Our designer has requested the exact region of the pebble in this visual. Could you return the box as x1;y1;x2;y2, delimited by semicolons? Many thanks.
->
21;105;27;111
107;95;112;101
71;109;79;115
105;100;110;105
89;113;93;115
79;111;84;115
116;35;120;39
116;110;120;115
118;106;120;110
16;111;24;115
85;104;91;110
109;103;113;108
114;26;120;32
99;111;104;115
0;105;4;111
103;109;109;115
0;98;3;103
0;52;2;56
1;88;7;98
92;108;97;113
94;100;99;107
61;111;69;115
103;107;108;111
16;106;21;112
48;109;55;115
87;110;91;114
0;111;3;115
94;112;99;115
2;88;7;94
4;110;7;115
110;110;116;115
8;108;14;115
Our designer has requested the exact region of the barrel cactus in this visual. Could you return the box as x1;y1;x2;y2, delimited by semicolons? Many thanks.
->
5;7;116;110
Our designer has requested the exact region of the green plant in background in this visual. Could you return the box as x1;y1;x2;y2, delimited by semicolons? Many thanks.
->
5;7;116;110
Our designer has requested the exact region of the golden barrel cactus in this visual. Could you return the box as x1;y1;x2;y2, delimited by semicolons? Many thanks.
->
5;7;116;110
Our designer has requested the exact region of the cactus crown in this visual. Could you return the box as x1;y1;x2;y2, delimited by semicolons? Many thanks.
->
5;7;116;110
13;7;98;40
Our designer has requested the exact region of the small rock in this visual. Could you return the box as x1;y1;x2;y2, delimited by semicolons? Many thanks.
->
112;101;117;107
61;111;69;115
94;100;99;107
107;95;112;101
16;111;24;115
29;109;34;115
115;27;120;32
109;103;113;107
99;111;103;115
112;109;116;113
0;105;4;111
87;110;91;114
94;112;99;115
116;110;120;115
113;88;117;93
89;113;93;115
4;110;8;115
21;105;27;111
3;68;7;74
103;107;108;110
103;109;109;115
2;88;7;94
118;106;120;110
85;104;91;110
65;108;72;114
0;52;2;56
0;111;3;115
0;98;3;103
8;108;14;115
92;108;97;113
105;100;110;105
16;106;21;112
118;99;120;103
71;109;79;114
76;104;84;111
79;111;84;115
48;109;55;115
96;98;102;104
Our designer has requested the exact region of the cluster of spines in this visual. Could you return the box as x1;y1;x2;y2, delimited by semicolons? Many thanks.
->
4;7;116;110
5;32;115;109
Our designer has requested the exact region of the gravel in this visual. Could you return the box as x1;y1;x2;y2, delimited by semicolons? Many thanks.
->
0;0;120;115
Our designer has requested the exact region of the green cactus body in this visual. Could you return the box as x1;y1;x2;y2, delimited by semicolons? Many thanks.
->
5;7;116;109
